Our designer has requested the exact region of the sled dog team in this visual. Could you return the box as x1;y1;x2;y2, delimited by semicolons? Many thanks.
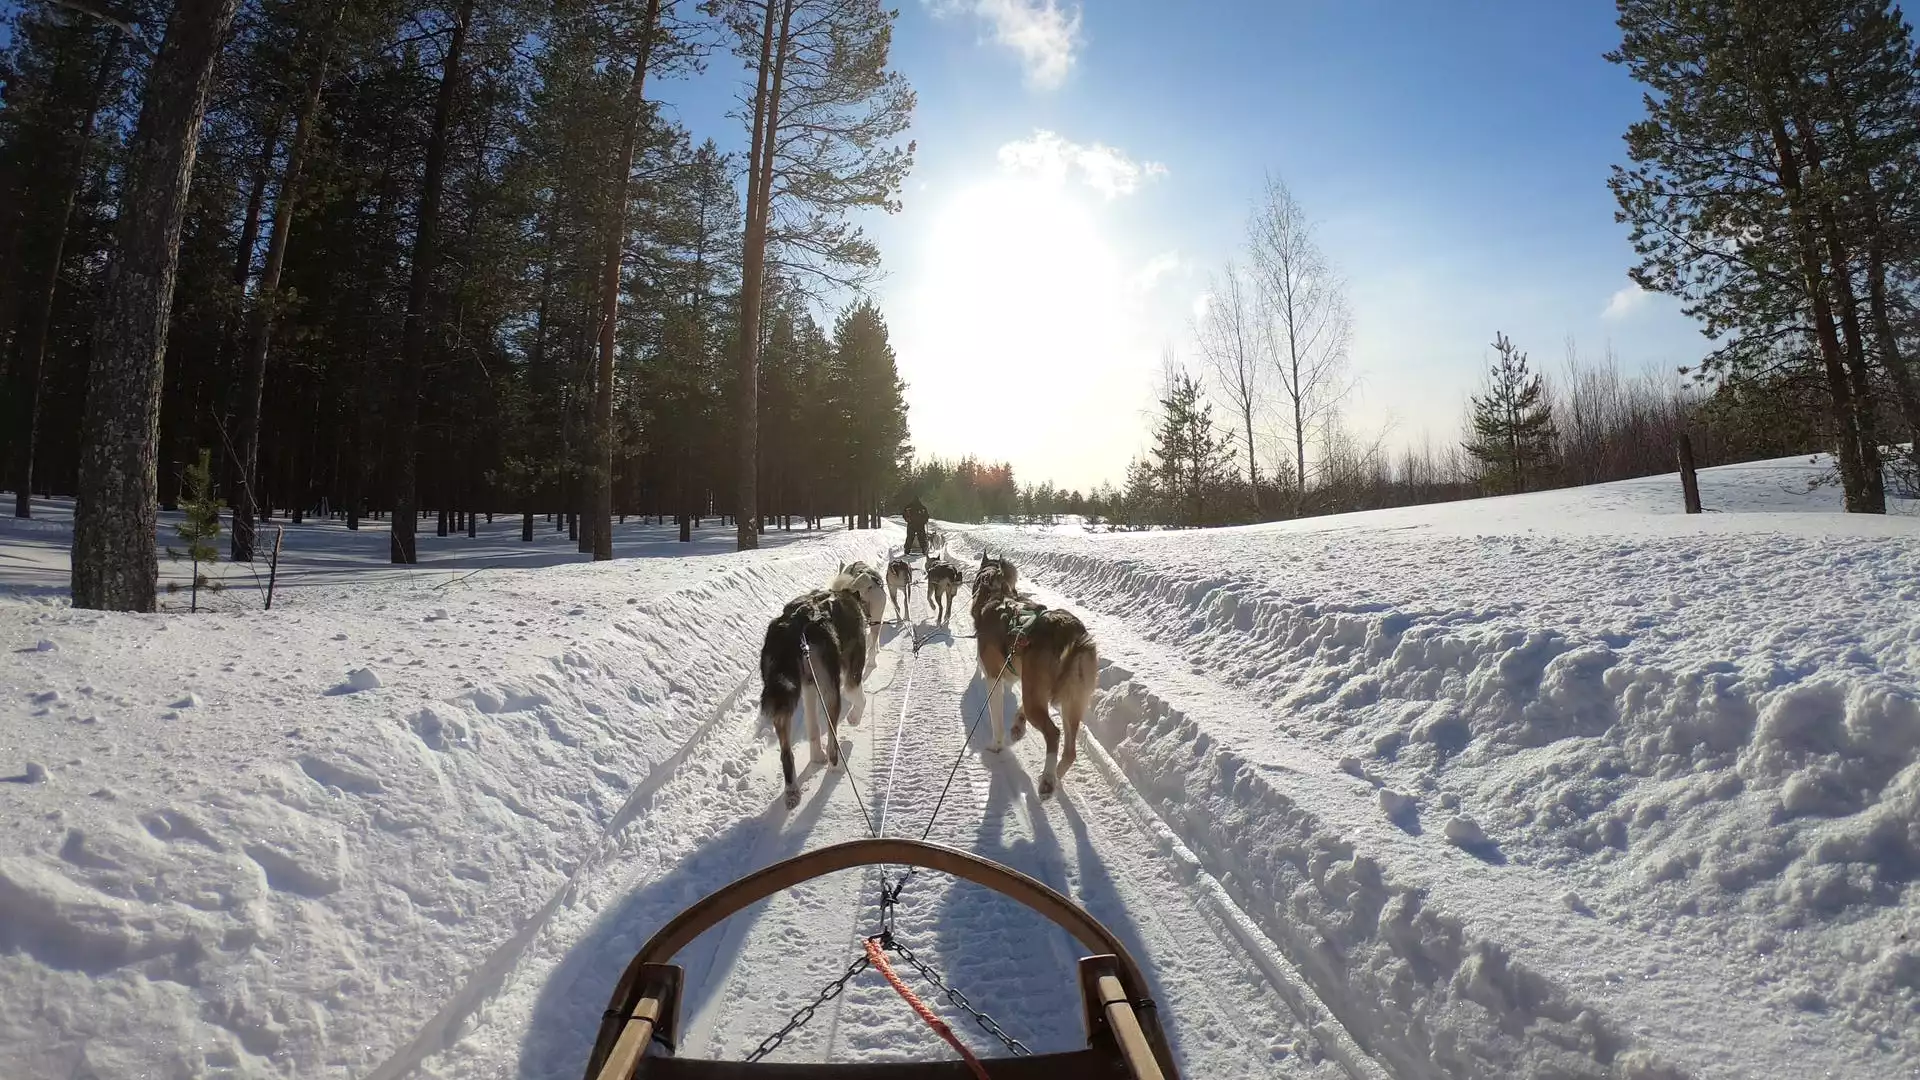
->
757;539;1098;810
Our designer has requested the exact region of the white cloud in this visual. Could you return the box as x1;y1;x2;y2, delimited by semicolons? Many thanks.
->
996;130;1166;199
1191;292;1212;321
934;0;1082;89
1602;283;1652;320
1129;251;1184;293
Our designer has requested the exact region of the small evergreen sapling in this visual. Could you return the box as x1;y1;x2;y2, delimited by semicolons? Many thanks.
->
1464;332;1558;494
166;449;225;612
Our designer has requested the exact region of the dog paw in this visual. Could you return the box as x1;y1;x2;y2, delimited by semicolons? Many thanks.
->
1038;774;1056;799
809;742;828;766
784;786;801;810
1010;723;1027;743
986;741;1004;754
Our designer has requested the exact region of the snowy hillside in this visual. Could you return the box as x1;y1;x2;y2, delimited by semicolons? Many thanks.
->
1;456;1915;1080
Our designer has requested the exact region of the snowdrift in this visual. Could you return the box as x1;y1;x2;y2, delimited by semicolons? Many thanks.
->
960;455;1919;1078
0;515;895;1078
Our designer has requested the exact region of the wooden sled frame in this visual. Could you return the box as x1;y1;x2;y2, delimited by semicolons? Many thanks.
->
584;838;1179;1080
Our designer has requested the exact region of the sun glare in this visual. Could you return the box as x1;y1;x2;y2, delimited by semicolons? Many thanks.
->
896;171;1154;490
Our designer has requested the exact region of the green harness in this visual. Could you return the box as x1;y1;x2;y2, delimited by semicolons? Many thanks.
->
1004;602;1047;662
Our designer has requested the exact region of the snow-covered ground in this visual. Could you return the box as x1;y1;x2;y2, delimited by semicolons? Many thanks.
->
1;456;1915;1080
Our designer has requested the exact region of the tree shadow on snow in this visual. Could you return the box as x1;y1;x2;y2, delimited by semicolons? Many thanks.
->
514;766;850;1080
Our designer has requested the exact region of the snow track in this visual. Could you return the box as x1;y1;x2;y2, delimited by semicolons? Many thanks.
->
410;571;1354;1079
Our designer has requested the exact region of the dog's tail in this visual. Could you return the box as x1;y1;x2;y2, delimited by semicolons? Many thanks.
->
1054;627;1099;707
759;617;804;730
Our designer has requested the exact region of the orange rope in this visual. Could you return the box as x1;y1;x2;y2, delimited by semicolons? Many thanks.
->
863;937;992;1080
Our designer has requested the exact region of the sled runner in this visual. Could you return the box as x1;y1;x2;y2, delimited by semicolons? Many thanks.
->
583;838;1178;1080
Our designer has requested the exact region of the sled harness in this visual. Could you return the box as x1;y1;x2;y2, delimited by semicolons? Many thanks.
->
763;617;1038;1071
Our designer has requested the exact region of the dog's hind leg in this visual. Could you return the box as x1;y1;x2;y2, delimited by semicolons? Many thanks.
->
842;669;867;734
1020;664;1063;798
819;675;845;768
1054;640;1097;782
979;650;1009;753
803;648;833;767
762;687;802;810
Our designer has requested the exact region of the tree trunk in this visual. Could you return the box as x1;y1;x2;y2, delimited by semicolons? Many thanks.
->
591;0;664;562
1792;105;1885;512
1761;97;1875;512
71;0;241;612
735;0;793;551
232;14;336;559
12;37;117;520
389;0;473;564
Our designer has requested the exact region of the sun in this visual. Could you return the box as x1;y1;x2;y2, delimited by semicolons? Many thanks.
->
892;171;1150;490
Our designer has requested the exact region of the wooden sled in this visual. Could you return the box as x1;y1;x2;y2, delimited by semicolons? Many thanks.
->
584;838;1178;1080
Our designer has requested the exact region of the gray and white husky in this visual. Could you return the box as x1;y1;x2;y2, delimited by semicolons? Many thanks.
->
758;586;869;808
886;551;914;623
833;560;887;670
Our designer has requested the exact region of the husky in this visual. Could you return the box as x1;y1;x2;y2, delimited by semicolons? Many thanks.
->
969;552;1097;798
925;556;963;624
886;553;914;622
833;560;887;670
758;587;870;808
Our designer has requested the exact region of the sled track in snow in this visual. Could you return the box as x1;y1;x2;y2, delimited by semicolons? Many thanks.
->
387;561;1382;1079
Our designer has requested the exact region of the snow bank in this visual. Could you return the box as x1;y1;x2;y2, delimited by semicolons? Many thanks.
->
960;456;1920;1079
0;520;897;1078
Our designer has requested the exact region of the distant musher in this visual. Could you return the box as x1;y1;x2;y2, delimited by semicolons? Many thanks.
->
902;495;930;555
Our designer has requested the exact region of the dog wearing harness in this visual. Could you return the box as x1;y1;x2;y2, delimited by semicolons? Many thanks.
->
833;560;888;676
886;552;914;623
968;551;1098;799
925;556;963;624
758;585;870;809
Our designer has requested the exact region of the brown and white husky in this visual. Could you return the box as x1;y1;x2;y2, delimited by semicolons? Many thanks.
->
969;552;1097;798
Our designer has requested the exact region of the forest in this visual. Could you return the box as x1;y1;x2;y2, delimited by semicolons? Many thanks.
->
0;0;912;612
6;0;1920;606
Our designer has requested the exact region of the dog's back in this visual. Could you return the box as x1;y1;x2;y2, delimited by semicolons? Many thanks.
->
833;561;887;624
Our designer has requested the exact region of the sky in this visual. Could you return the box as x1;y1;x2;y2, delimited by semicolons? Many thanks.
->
0;0;1710;493
673;0;1710;492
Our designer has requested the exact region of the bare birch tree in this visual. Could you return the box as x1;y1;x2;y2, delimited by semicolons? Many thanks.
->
1191;259;1264;508
1246;173;1354;506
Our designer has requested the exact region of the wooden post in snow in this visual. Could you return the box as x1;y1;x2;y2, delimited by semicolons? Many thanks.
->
264;526;285;611
1678;433;1703;514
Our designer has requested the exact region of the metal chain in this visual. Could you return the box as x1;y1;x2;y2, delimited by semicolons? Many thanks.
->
742;952;874;1062
882;933;1032;1056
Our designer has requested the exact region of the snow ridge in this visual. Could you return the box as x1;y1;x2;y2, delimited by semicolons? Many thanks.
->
968;519;1918;1079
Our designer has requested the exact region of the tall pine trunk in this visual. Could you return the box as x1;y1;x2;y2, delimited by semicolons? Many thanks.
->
591;0;664;562
13;37;116;519
1761;95;1876;512
232;13;337;559
390;0;474;564
735;0;792;551
71;0;241;612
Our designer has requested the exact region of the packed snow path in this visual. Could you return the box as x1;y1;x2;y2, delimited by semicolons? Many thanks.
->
401;562;1352;1079
5;457;1915;1080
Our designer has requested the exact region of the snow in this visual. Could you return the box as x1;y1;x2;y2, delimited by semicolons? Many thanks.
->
0;454;1915;1080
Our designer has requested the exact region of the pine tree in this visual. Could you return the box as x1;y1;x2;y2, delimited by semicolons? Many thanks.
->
719;0;915;549
1464;332;1557;494
1609;0;1905;512
1149;366;1235;526
167;449;223;613
70;0;242;612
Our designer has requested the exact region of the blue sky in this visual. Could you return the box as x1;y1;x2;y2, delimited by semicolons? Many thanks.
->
672;0;1709;490
1;0;1706;491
